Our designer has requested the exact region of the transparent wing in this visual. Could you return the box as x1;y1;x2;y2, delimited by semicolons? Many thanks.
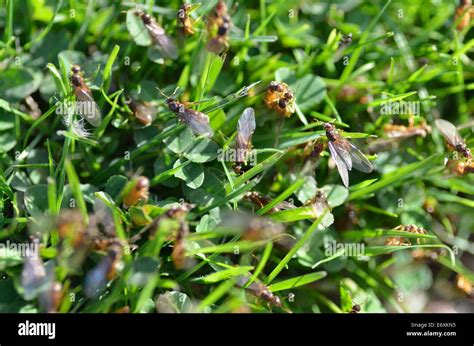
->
134;103;157;124
348;143;373;173
146;22;178;59
74;88;102;127
21;255;46;300
328;141;349;187
311;197;330;217
206;38;227;54
84;257;111;298
332;139;353;171
180;109;214;138
435;119;464;147
274;201;296;211
145;20;165;36
236;108;256;161
237;108;256;140
236;274;251;288
246;281;266;295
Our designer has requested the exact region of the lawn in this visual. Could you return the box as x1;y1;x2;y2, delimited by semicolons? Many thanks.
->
0;0;473;313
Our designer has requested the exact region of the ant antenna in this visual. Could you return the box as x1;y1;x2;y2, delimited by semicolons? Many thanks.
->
156;86;180;99
354;296;368;306
156;86;168;99
279;295;293;314
123;94;133;104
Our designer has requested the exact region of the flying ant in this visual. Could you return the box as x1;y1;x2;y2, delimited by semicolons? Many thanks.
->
134;10;178;59
144;202;195;270
349;297;368;313
126;97;157;126
233;108;256;174
206;0;232;53
123;176;150;208
69;65;102;127
435;118;472;160
84;242;123;299
157;87;214;137
178;3;197;36
21;236;62;313
236;275;291;312
334;33;353;62
435;118;473;175
324;123;373;187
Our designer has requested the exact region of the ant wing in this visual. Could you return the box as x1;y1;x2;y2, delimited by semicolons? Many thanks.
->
206;38;227;54
84;256;113;298
348;143;373;173
134;102;157;125
236;108;256;157
237;108;256;142
328;141;350;187
146;21;178;59
274;201;296;211
21;254;46;300
331;139;353;171
74;88;102;127
180;108;214;138
435;119;464;147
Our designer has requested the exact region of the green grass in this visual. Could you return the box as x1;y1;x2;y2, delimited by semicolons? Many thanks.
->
0;0;473;314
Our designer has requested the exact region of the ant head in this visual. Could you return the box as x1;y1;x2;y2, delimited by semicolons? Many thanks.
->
323;123;334;131
278;99;287;109
71;65;81;74
138;11;152;24
167;100;181;113
352;296;369;310
456;144;471;157
217;25;229;36
315;189;325;199
233;164;243;175
136;177;150;190
268;81;282;92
